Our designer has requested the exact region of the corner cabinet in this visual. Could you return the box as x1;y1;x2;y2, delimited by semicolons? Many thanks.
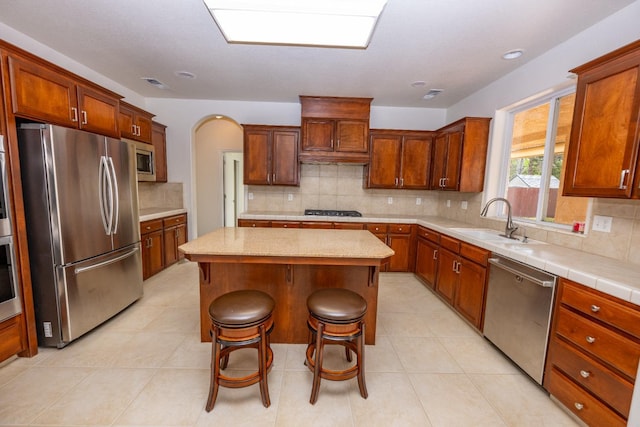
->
243;125;300;186
151;122;168;182
119;102;153;143
366;130;433;189
7;53;121;138
431;117;491;192
299;96;372;164
545;278;639;426
563;40;640;198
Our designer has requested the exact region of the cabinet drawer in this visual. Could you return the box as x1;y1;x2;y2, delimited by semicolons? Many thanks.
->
140;219;163;234
547;367;626;427
548;337;633;418
367;223;388;234
417;226;440;244
237;219;271;228
388;224;411;234
301;221;333;229
271;221;300;228
555;306;640;379
439;235;460;253
333;222;364;230
560;279;640;339
163;214;186;227
459;242;489;266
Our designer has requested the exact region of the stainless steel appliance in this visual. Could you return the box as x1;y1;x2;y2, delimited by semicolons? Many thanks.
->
131;139;156;182
304;209;362;217
0;135;21;323
18;124;143;347
483;255;557;385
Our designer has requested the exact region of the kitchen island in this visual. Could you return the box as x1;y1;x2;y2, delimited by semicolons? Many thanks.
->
179;227;394;344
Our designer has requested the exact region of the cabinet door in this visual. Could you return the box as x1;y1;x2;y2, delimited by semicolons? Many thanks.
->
415;238;438;288
76;84;120;138
135;113;153;143
454;258;486;329
388;234;412;272
368;134;401;188
302;119;334;151
436;249;458;305
401;136;432;189
119;104;137;139
244;129;271;184
8;55;78;127
442;129;463;190
142;230;164;280
564;54;640;198
272;129;299;185
164;224;187;266
151;122;168;182
336;120;368;153
431;133;448;188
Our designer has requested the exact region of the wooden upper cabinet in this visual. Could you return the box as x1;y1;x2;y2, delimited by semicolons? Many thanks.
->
366;130;433;189
243;125;300;186
7;53;121;138
431;117;491;192
563;40;640;198
299;96;372;164
119;102;154;143
151;122;168;182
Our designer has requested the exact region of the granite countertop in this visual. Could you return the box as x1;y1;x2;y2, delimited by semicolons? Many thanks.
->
179;227;394;260
239;211;640;305
139;207;187;222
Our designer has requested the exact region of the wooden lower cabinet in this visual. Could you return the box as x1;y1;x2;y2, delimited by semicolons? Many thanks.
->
544;278;639;425
0;315;26;362
414;226;440;289
434;235;488;330
366;223;415;272
140;213;188;280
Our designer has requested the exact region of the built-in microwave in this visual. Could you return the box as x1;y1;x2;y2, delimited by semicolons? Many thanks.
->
131;140;156;182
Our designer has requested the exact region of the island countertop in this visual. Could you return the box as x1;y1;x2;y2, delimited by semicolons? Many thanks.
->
179;227;395;263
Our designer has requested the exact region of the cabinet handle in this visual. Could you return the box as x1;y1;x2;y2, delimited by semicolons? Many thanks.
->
400;178;404;187
132;124;137;135
395;177;398;186
620;169;629;189
585;336;596;344
433;249;438;260
574;402;584;411
71;107;78;122
175;229;179;237
148;238;153;248
590;304;600;313
579;370;591;378
81;110;88;125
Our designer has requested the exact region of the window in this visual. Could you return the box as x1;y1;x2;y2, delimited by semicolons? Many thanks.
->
500;89;589;228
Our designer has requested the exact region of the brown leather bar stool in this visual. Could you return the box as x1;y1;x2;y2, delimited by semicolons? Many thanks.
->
305;288;368;404
206;290;275;411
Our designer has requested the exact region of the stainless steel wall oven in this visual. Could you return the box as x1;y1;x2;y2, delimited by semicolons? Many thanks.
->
0;135;21;322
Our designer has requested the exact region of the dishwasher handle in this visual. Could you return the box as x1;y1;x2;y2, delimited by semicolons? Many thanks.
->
488;257;555;288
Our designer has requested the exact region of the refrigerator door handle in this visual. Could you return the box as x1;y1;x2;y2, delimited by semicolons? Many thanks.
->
98;156;110;235
107;156;119;235
74;246;139;275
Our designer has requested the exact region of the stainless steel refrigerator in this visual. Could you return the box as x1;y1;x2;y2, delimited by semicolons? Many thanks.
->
18;124;143;348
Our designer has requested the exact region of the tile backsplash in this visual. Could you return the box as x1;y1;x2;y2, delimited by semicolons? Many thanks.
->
138;182;183;210
247;164;640;267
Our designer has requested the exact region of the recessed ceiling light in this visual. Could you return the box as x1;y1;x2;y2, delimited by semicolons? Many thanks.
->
203;0;388;48
411;81;426;88
175;71;197;79
502;49;524;60
141;77;169;89
422;89;443;100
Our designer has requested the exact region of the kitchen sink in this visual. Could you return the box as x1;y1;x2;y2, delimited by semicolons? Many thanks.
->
449;228;516;241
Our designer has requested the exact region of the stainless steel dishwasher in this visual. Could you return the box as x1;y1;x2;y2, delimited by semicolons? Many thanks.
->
483;255;557;385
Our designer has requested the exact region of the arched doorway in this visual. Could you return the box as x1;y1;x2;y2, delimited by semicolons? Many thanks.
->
194;116;243;236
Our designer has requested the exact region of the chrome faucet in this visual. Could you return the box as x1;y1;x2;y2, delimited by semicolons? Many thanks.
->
480;197;519;239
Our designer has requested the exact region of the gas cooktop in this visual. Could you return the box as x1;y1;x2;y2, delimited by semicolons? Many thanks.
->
304;209;362;217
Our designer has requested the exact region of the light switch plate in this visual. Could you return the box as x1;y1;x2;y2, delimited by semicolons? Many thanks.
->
592;215;612;232
387;197;393;205
461;201;468;210
416;197;422;205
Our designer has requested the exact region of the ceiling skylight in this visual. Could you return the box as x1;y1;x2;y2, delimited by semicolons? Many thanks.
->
203;0;387;48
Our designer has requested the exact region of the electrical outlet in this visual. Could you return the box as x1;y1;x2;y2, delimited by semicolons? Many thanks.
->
446;200;451;208
287;193;293;201
592;215;612;232
461;201;468;210
248;192;254;200
416;197;422;206
43;321;53;338
387;197;393;205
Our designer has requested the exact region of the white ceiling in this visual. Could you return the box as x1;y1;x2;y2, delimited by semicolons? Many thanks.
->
0;0;634;108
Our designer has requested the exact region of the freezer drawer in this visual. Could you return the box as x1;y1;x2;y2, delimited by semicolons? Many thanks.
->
40;244;143;347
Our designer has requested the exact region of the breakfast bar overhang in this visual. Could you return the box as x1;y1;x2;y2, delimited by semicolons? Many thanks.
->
179;227;394;344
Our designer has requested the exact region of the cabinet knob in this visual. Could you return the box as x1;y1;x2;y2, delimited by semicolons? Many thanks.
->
590;304;600;313
579;370;591;378
574;402;584;411
146;226;151;230
585;336;596;344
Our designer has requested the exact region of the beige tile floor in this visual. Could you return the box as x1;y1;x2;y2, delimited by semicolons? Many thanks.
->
0;261;580;426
